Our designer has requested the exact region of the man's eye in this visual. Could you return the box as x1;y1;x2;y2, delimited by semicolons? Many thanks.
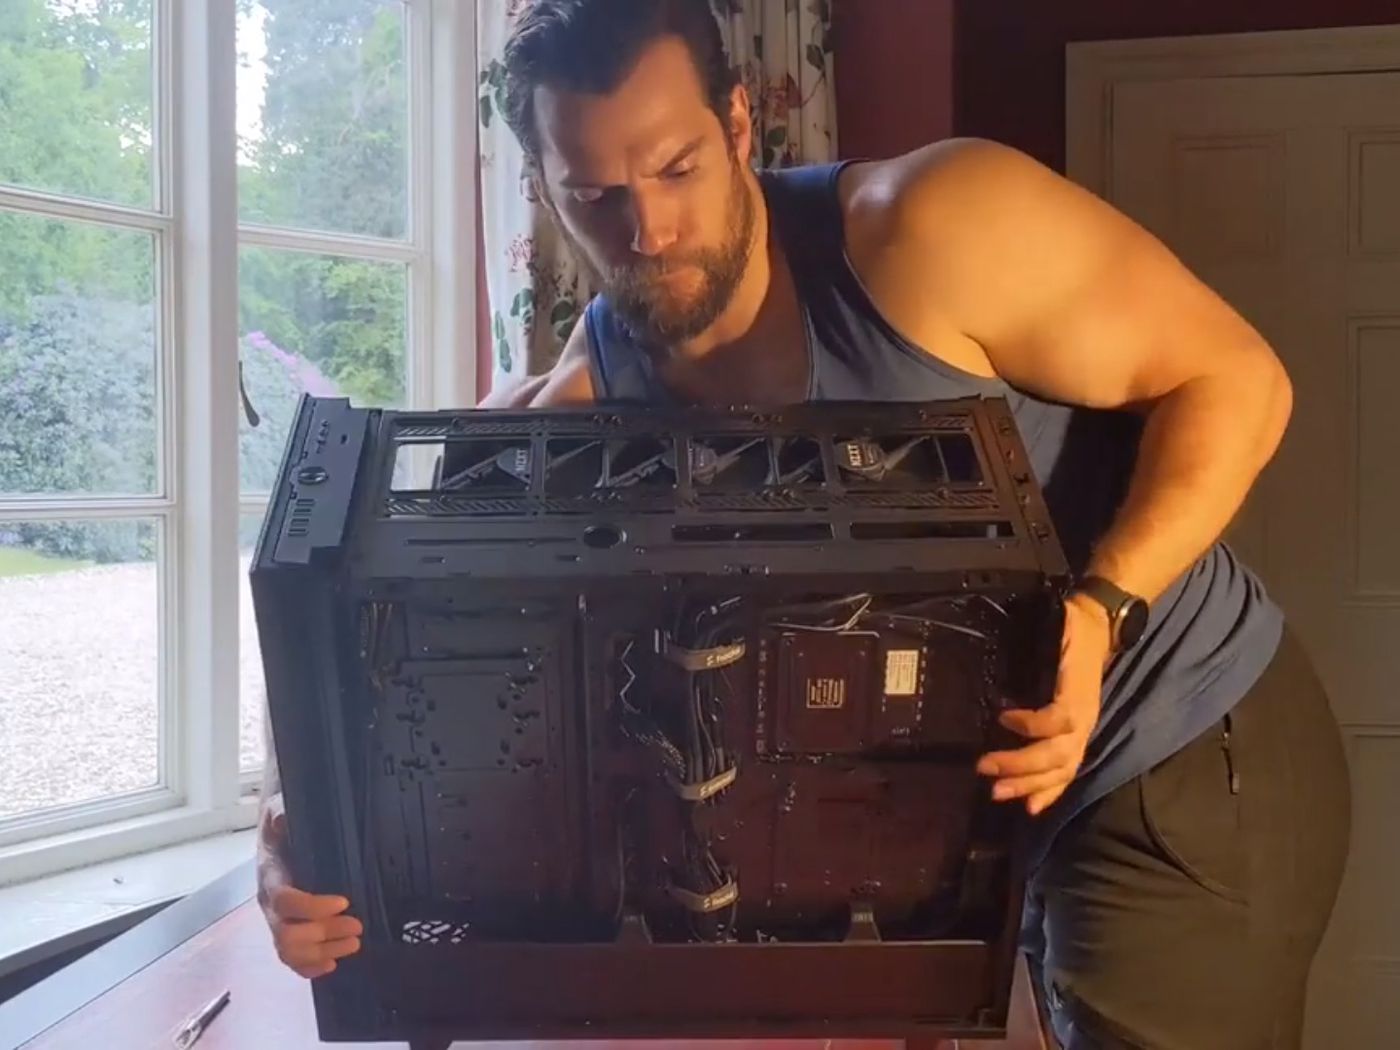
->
570;188;605;204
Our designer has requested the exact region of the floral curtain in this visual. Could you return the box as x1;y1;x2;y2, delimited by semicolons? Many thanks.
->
715;0;836;170
476;0;836;386
476;0;590;389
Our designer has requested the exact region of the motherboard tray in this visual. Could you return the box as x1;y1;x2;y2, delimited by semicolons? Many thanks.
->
251;395;1071;1047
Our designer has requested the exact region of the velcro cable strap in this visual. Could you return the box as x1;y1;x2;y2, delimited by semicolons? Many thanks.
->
665;765;738;802
667;878;739;914
655;633;746;671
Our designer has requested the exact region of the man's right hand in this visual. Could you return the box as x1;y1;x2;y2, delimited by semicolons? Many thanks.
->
257;798;363;978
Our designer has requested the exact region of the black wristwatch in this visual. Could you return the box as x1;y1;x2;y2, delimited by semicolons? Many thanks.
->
1073;575;1149;652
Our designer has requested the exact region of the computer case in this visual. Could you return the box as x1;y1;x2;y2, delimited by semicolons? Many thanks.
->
251;395;1070;1047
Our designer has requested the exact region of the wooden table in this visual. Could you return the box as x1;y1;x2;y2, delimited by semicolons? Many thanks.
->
0;862;1052;1050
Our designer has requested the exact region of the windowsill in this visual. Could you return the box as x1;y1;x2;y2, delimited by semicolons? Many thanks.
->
0;794;261;889
0;828;256;983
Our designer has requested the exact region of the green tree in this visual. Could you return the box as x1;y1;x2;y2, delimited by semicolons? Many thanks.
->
0;292;157;560
1;0;409;547
0;0;152;206
237;0;409;410
238;245;406;410
0;0;154;321
239;0;406;239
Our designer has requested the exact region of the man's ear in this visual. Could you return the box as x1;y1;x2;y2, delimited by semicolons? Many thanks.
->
522;165;544;205
532;172;563;230
727;82;753;163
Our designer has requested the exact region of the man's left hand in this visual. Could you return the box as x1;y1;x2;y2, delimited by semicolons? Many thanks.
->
975;594;1110;815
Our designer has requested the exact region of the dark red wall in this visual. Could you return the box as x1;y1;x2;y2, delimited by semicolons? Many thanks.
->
833;0;955;159
832;1;1399;169
955;0;1400;171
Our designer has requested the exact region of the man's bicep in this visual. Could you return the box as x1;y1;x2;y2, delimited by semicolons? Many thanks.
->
892;140;1277;410
979;194;1272;409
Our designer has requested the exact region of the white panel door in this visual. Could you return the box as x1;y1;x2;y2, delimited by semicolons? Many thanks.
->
1105;71;1400;1048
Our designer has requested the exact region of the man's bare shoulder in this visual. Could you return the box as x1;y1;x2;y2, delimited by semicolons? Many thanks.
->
836;137;1277;411
833;139;1054;378
836;136;1158;333
839;138;1084;253
475;314;597;409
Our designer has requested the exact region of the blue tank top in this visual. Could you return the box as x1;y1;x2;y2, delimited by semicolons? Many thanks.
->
583;161;1284;868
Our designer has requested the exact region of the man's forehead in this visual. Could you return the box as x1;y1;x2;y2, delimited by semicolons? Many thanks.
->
533;37;720;181
539;112;713;186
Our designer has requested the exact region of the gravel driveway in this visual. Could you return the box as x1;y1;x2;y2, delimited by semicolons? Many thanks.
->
0;559;266;820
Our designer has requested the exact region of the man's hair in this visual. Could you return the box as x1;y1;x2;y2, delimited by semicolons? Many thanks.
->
502;0;740;166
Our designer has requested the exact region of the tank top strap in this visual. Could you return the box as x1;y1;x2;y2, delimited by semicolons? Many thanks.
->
758;161;857;276
584;296;674;405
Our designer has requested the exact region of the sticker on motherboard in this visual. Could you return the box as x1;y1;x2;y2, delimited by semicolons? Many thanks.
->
806;677;846;709
884;650;920;697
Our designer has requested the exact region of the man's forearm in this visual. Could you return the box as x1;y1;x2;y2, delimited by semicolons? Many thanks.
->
1086;353;1292;604
258;751;280;830
257;715;286;859
255;730;295;916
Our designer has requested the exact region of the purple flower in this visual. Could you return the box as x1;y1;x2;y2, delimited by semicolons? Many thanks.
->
243;330;339;397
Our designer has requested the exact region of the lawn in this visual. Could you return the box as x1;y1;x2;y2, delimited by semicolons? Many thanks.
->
0;547;91;577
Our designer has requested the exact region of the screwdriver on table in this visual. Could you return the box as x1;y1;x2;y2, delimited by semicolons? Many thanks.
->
172;989;230;1048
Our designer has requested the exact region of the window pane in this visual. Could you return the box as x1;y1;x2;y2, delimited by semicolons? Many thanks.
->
0;0;155;207
239;510;267;774
0;211;158;497
0;518;160;820
239;245;407;494
237;0;408;239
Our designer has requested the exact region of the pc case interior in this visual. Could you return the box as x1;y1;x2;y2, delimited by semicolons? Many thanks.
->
251;395;1071;1047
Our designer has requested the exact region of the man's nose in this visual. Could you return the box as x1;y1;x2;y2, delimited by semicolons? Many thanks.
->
629;189;679;257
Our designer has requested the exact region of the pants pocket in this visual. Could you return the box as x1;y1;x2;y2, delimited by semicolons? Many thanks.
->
1138;715;1249;903
1048;979;1154;1050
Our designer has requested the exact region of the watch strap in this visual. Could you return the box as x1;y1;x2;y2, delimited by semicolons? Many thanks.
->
1073;575;1139;651
1075;575;1132;616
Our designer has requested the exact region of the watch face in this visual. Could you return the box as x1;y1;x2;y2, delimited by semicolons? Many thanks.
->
1119;599;1150;648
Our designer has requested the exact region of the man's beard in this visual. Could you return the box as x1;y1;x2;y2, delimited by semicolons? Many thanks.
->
564;159;756;347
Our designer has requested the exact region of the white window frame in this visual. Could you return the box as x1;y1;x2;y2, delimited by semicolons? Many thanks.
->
0;0;477;887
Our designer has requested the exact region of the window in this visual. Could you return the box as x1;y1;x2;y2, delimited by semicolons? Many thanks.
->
236;0;416;778
0;0;171;840
0;0;476;883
